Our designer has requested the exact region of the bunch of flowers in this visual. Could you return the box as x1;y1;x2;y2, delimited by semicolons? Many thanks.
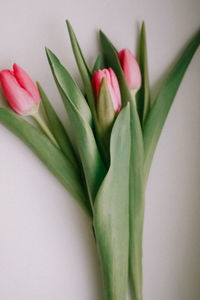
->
0;21;199;300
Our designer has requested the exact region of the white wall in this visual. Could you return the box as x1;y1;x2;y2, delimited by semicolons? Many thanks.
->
0;0;200;299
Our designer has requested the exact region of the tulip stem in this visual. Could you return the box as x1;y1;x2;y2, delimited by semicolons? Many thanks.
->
130;89;137;100
33;113;59;147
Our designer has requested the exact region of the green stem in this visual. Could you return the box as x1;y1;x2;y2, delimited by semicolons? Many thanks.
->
32;113;59;147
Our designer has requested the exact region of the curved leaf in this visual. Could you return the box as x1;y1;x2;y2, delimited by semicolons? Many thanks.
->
143;28;200;184
46;48;106;207
94;105;130;300
46;48;92;126
0;108;91;217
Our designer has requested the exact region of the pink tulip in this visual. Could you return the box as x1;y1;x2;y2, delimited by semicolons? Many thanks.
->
118;49;141;92
92;68;121;113
0;64;40;115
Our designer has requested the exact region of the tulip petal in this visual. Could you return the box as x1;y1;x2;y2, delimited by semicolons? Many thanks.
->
118;49;141;92
108;68;121;112
13;63;41;104
92;70;105;99
92;68;121;113
0;70;37;115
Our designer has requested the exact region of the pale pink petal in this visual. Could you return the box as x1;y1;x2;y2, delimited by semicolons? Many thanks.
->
0;70;37;115
118;48;141;91
13;63;41;104
108;68;121;112
92;68;121;113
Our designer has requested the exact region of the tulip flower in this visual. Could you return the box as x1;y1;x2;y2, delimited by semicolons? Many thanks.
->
0;64;58;146
0;64;41;115
92;68;121;165
92;68;121;113
118;48;141;93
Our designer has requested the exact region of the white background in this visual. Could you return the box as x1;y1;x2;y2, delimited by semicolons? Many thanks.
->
0;0;200;299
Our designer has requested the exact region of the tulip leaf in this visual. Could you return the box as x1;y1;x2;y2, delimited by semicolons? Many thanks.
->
136;21;151;125
100;30;145;300
66;20;97;118
45;48;92;126
92;54;104;73
143;27;200;184
99;30;129;107
0;108;91;217
94;105;130;300
37;82;79;168
46;48;106;207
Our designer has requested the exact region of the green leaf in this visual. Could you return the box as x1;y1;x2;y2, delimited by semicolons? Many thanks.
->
66;21;109;167
66;20;97;118
45;48;92;126
136;21;151;125
46;48;106;207
143;28;200;184
99;30;129;107
92;54;104;73
100;30;145;300
37;82;79;168
0;108;91;217
94;105;130;300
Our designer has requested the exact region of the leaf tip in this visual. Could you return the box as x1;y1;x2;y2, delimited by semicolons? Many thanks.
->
45;47;51;57
36;82;44;95
36;81;40;88
99;30;105;40
141;21;146;35
66;19;70;28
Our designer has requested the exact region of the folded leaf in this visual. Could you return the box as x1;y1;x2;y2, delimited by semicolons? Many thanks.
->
143;28;200;184
136;21;151;125
0;108;91;217
37;82;79;168
100;30;145;300
94;105;130;300
46;48;106;208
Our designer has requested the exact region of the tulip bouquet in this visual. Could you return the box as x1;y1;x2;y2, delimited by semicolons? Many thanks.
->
0;21;200;300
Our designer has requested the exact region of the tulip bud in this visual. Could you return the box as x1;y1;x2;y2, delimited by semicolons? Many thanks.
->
92;68;121;165
0;64;41;115
118;48;141;93
92;68;121;113
96;77;115;136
